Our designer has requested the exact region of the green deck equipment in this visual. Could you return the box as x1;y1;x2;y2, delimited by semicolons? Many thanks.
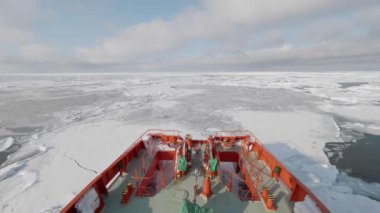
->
179;199;213;213
208;158;218;172
177;156;188;172
274;166;281;174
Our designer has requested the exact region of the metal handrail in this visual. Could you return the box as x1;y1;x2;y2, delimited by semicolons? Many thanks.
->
219;165;252;200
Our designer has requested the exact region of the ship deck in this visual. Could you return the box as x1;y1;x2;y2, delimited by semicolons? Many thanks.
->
102;148;294;213
61;130;329;213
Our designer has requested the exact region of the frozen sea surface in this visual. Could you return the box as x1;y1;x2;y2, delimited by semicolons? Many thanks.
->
0;72;380;212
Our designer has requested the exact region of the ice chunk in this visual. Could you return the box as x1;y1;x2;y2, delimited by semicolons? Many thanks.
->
5;144;47;165
0;137;14;152
0;161;25;181
0;170;39;204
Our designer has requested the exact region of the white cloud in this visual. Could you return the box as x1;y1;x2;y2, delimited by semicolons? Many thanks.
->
19;43;59;62
76;0;380;70
0;21;33;44
1;0;380;72
0;0;38;44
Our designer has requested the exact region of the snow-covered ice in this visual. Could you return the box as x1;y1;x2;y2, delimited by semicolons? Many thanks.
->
0;72;380;213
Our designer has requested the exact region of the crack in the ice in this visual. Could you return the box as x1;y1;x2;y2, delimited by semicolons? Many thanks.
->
63;153;98;174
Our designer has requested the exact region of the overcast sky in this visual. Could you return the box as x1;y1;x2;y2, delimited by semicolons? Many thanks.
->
0;0;379;73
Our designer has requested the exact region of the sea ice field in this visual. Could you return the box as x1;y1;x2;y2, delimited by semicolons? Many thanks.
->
0;72;380;213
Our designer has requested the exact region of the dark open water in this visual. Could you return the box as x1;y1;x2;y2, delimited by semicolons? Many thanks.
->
324;132;380;184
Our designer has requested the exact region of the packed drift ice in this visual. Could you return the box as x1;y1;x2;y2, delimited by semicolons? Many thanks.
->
0;72;380;212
